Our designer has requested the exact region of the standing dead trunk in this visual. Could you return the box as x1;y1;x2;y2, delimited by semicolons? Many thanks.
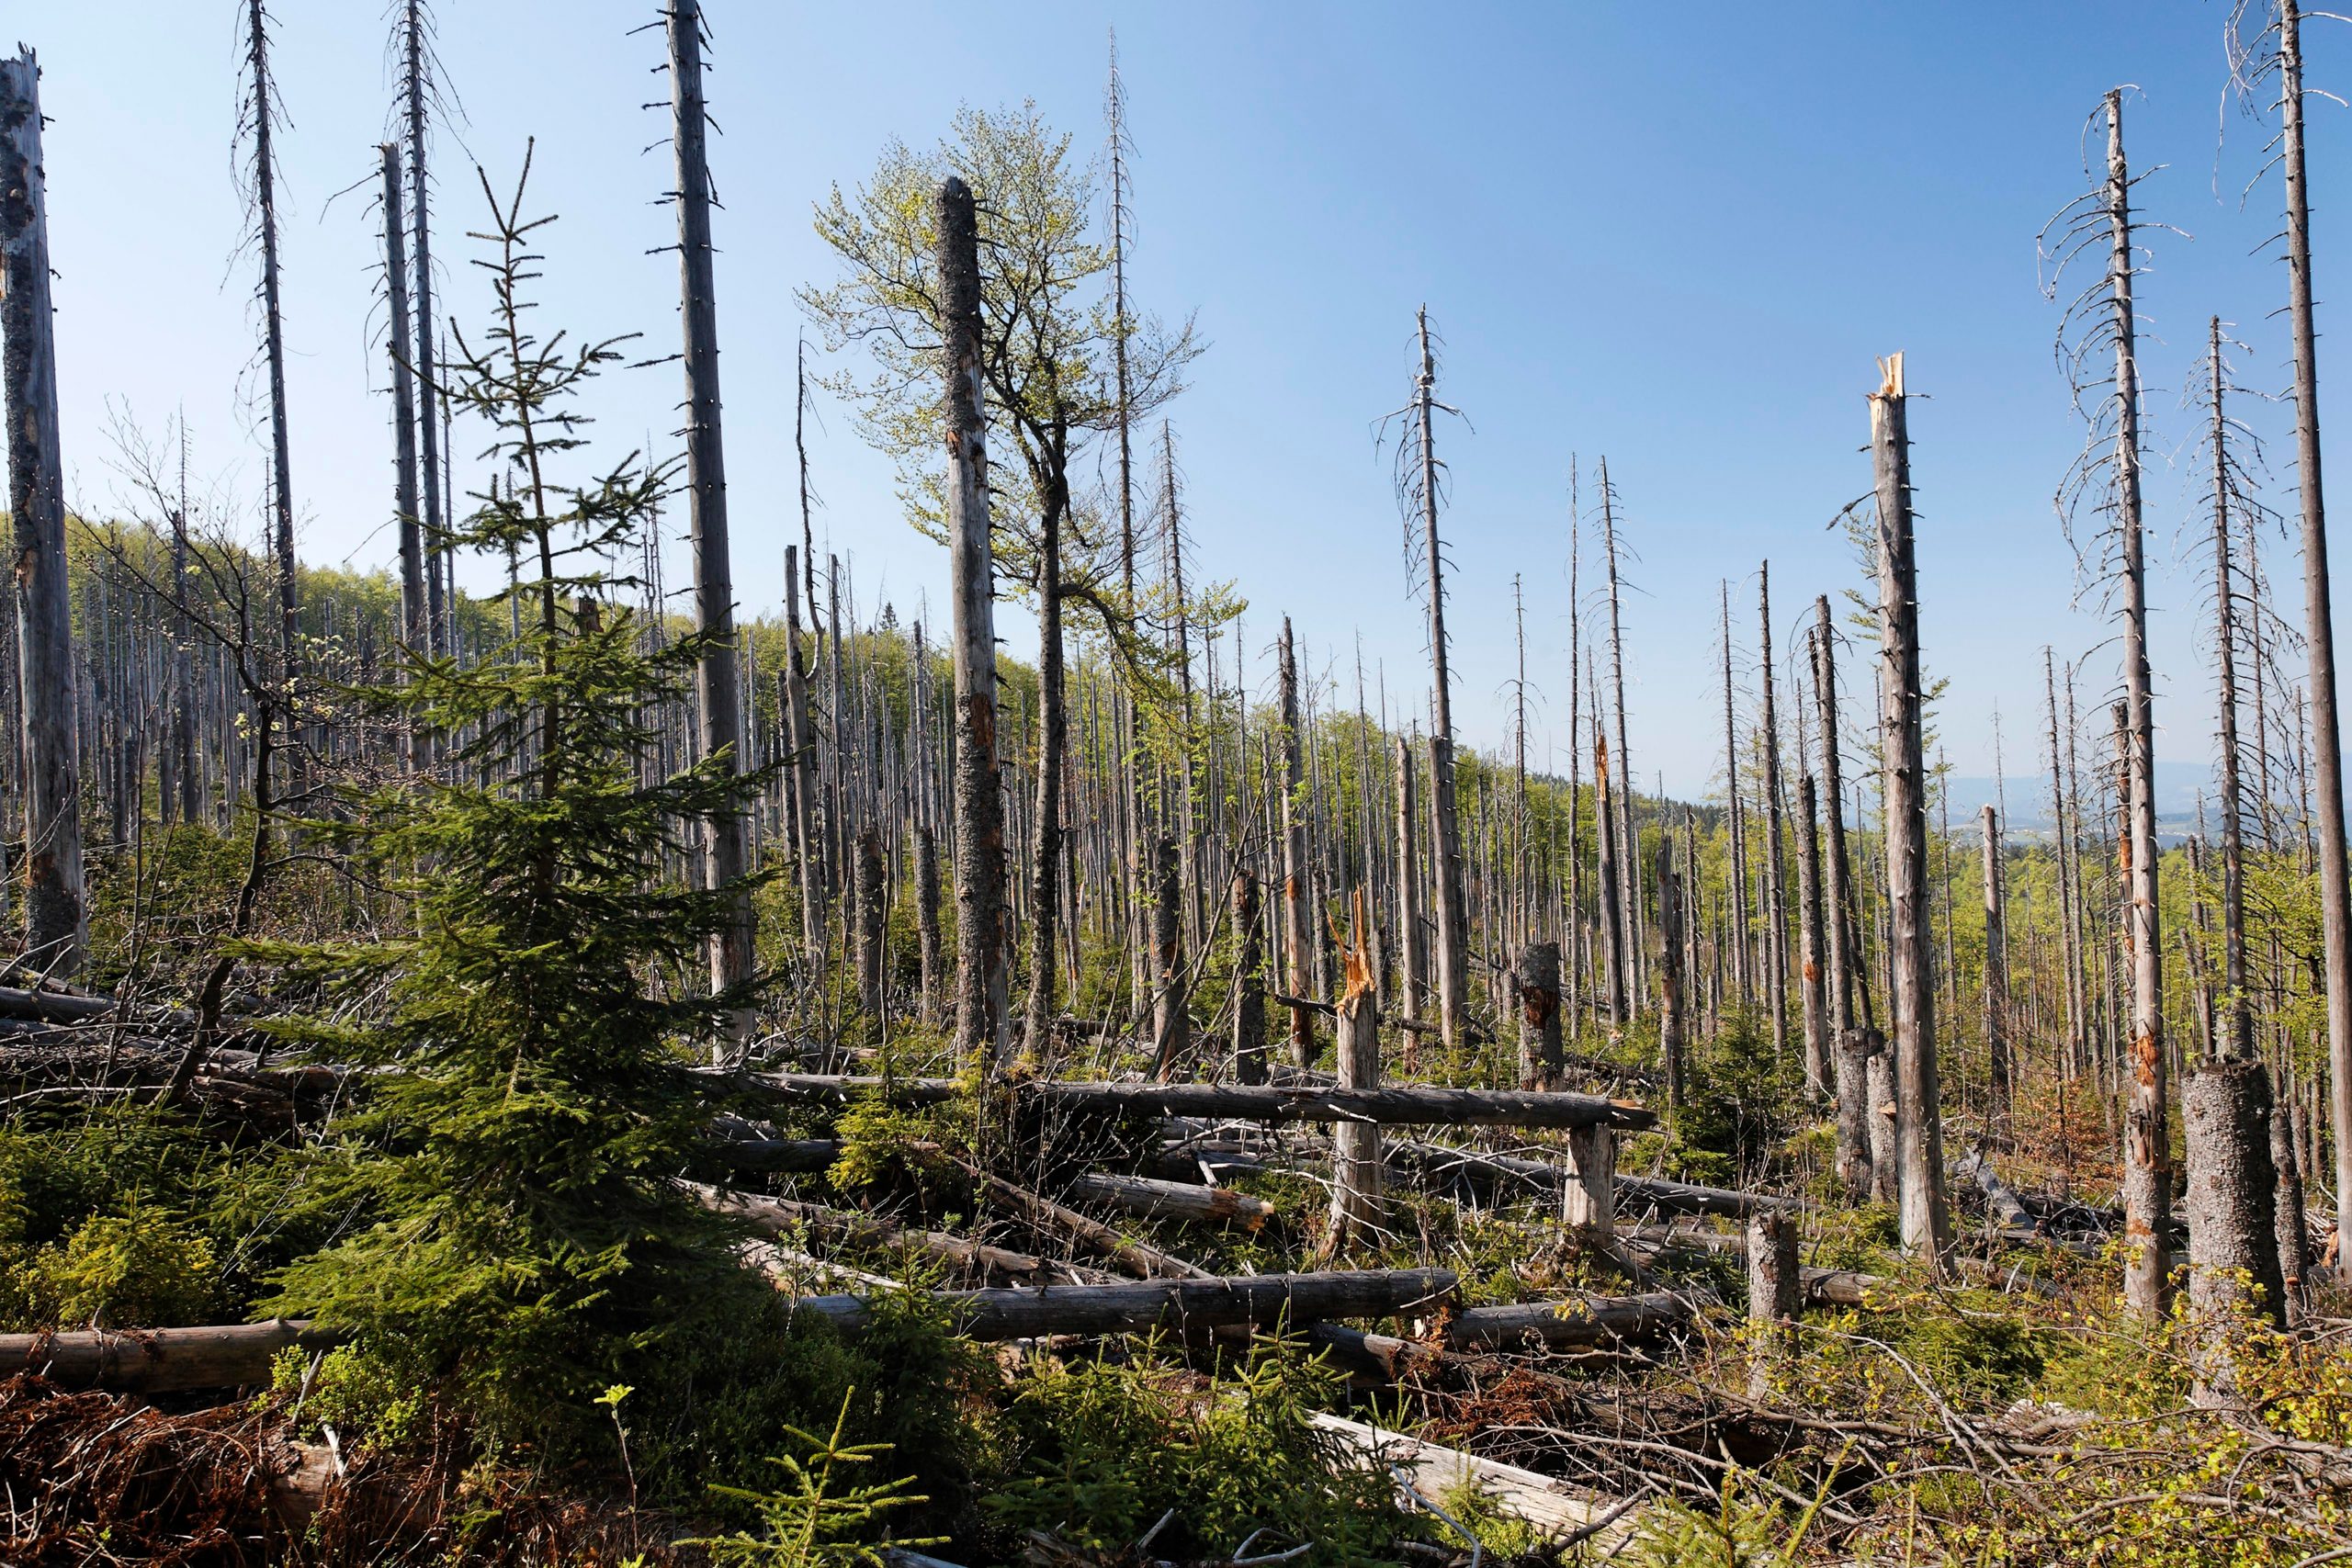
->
1813;605;1857;1047
1279;618;1314;1064
1592;657;1627;1027
1797;773;1829;1102
1981;805;2010;1105
1231;867;1266;1085
1864;1034;1897;1204
380;144;426;677
240;0;297;668
1835;1027;1875;1200
1323;895;1383;1258
2267;0;2352;1238
915;824;942;1029
2273;1103;2311;1325
2098;93;2173;1315
1515;941;1562;1089
936;176;1009;1068
1411;310;1471;1051
1150;836;1190;1077
1746;1209;1800;1399
1562;1122;1616;1243
1758;563;1792;1062
1871;353;1951;1269
856;827;885;1046
1657;835;1686;1111
1392;733;1423;1024
1599;460;1642;1009
401;0;444;663
1022;484;1069;1059
0;51;85;973
2185;1057;2288;1406
667;0;752;1052
784;546;824;962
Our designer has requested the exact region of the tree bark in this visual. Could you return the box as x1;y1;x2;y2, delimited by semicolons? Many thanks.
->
1324;927;1384;1257
915;824;942;1029
2184;1057;2288;1405
668;0;752;1051
380;143;426;688
935;176;1009;1069
855;826;885;1046
1415;310;1469;1049
1871;353;1951;1271
1279;618;1313;1064
1747;1209;1800;1398
1150;834;1190;1077
1797;773;1829;1100
1981;804;2010;1104
0;51;85;974
1231;866;1267;1084
1516;940;1563;1089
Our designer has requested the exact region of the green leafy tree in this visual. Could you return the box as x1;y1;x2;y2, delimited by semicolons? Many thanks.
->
253;148;768;1451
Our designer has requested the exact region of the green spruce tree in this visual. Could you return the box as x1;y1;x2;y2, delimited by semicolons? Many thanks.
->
255;147;772;1451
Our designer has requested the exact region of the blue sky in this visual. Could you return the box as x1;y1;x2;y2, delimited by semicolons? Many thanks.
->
26;3;2352;799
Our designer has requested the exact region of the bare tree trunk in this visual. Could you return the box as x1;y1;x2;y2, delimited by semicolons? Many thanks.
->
1871;353;1951;1270
0;51;85;973
2185;1057;2288;1406
1982;805;2010;1105
1413;310;1470;1051
1722;582;1751;1004
2268;0;2352;1236
1150;835;1189;1077
1231;867;1266;1084
915;823;941;1029
667;0;752;1051
856;826;885;1045
1600;461;1641;1009
1279;617;1313;1064
1392;733;1422;1024
1657;834;1686;1111
784;546;824;962
936;176;1008;1068
1835;1025;1874;1199
380;144;426;679
1865;1036;1896;1204
1814;604;1856;1044
1592;678;1627;1027
1023;488;1069;1058
1747;1209;1799;1399
1758;562;1792;1061
401;0;445;663
1797;773;1829;1103
2210;317;2255;1068
242;0;297;669
2102;93;2172;1315
1515;941;1562;1089
1323;897;1383;1257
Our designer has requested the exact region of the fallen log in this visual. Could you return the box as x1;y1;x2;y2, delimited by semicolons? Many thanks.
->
791;1268;1459;1341
950;1156;1212;1280
1387;1139;1788;1218
745;1074;1655;1132
687;1183;1116;1285
703;1134;842;1174
1956;1150;2041;1235
1443;1290;1702;1351
0;1320;338;1393
1308;1411;1634;1544
1065;1171;1274;1230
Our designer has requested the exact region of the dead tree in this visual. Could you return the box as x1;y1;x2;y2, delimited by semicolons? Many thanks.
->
237;0;297;666
1279;618;1313;1063
1323;893;1384;1258
1796;773;1829;1104
1232;867;1267;1084
1657;834;1687;1111
1392;308;1469;1050
2199;315;2264;1065
1870;352;1951;1270
1149;836;1189;1077
2184;1057;2288;1405
1981;805;2010;1103
1392;733;1422;1023
1758;562;1792;1065
1591;666;1627;1026
855;827;885;1045
937;176;1009;1067
1515;941;1562;1089
1721;581;1751;1003
1747;1209;1800;1399
0;51;85;973
2234;0;2352;1229
915;824;942;1028
784;545;824;963
2044;90;2170;1313
379;145;427;675
666;0;752;1049
1598;459;1642;1005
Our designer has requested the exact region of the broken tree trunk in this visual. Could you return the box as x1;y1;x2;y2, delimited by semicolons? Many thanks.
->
2184;1057;2288;1408
1150;835;1190;1077
1279;619;1314;1065
1747;1209;1800;1398
795;1267;1457;1341
1870;351;1951;1272
0;51;86;974
1443;1290;1698;1352
1324;906;1385;1257
0;1319;336;1393
1066;1172;1272;1230
1516;940;1564;1089
1231;867;1268;1084
855;827;885;1047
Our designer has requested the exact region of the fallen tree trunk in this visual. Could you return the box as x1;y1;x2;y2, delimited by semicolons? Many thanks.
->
1065;1171;1273;1229
687;1183;1115;1285
1308;1410;1634;1544
745;1074;1656;1131
1387;1139;1786;1217
0;1320;337;1393
791;1268;1459;1341
1443;1290;1702;1351
950;1156;1211;1280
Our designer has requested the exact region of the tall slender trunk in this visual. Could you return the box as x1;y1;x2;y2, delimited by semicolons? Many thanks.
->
1149;834;1189;1077
1592;660;1627;1026
0;51;85;973
1871;352;1951;1270
2050;649;2088;1078
1982;804;2010;1102
1759;562;1792;1064
1814;604;1856;1043
1600;461;1641;1008
380;145;426;680
784;546;823;961
936;177;1009;1068
1413;310;1469;1049
1393;733;1422;1022
243;0;297;669
1657;833;1687;1111
1722;582;1750;1003
668;0;751;1048
2211;316;2253;1064
1023;483;1069;1057
402;0;444;662
2102;92;2173;1314
1231;867;1266;1084
1279;617;1313;1063
1797;773;1830;1104
2270;0;2352;1230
